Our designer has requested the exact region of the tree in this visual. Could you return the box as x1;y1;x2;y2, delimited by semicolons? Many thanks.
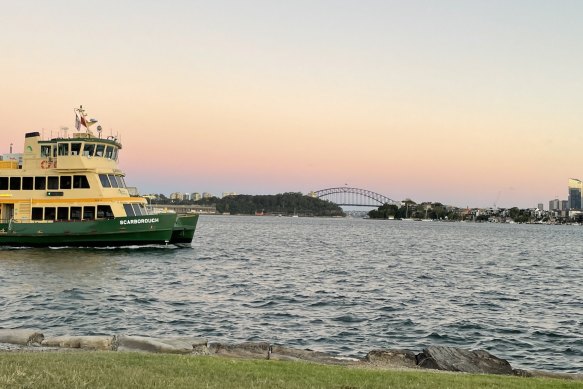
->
368;203;399;219
198;193;344;217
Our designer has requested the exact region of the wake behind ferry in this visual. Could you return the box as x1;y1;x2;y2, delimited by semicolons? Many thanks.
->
0;106;198;247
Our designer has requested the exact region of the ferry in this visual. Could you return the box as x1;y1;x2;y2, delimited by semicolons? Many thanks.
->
0;106;198;247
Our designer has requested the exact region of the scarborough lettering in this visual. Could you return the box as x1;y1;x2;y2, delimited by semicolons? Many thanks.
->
119;218;160;225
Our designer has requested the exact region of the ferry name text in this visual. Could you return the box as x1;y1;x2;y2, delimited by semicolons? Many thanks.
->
120;218;160;225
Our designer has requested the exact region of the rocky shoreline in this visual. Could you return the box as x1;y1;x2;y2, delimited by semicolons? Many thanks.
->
0;329;580;381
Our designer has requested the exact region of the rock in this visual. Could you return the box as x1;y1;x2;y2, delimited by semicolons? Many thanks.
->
161;338;208;355
41;336;113;351
0;343;22;351
520;369;583;381
364;349;418;369
0;329;44;346
42;336;82;348
208;342;353;364
512;369;532;377
416;351;440;370
116;335;208;355
416;346;513;375
79;336;114;351
208;342;271;359
270;345;355;365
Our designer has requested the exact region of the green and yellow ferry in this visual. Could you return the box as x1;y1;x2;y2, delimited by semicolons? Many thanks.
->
0;107;198;247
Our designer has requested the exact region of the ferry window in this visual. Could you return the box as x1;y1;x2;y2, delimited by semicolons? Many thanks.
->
73;175;90;189
53;146;57;158
108;174;119;188
139;204;148;215
123;203;135;217
97;205;114;219
132;204;142;216
71;143;82;156
32;208;43;221
112;148;118;160
9;177;21;190
47;176;59;190
22;177;33;190
0;177;7;190
58;143;69;156
41;145;51;157
44;207;56;220
105;146;113;159
57;207;69;220
35;177;46;190
115;176;125;188
95;144;105;157
71;207;82;220
99;174;111;188
83;206;95;220
83;143;95;157
60;176;72;189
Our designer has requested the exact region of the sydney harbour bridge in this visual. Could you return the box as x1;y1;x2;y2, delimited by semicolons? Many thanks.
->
309;187;401;208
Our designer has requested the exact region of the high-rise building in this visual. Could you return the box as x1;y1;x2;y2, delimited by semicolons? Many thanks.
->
169;192;183;201
568;178;582;210
537;203;544;211
191;192;201;201
549;199;560;211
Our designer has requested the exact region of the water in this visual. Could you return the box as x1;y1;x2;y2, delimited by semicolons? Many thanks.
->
1;216;582;372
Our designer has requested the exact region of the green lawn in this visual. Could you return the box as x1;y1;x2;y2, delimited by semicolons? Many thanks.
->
0;352;581;389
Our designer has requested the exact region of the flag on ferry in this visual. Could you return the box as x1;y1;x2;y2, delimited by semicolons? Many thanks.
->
75;114;81;131
80;115;88;128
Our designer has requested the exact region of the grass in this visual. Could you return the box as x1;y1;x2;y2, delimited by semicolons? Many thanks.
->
0;351;581;389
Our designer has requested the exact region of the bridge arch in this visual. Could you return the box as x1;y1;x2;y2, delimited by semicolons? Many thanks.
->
310;187;401;207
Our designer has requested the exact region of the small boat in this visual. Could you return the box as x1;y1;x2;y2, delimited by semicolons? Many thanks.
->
0;106;198;247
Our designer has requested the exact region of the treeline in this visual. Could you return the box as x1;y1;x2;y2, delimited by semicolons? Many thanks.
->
154;192;345;217
505;207;532;223
369;201;546;223
368;201;459;220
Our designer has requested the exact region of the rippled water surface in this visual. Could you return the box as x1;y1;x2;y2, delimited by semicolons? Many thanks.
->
1;216;582;372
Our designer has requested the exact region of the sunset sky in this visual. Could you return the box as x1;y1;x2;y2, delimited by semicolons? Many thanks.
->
1;1;582;208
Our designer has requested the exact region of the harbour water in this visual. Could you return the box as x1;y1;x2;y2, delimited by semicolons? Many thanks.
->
0;216;581;372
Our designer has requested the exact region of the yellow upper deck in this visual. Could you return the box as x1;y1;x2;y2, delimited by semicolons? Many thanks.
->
0;130;135;203
21;130;123;173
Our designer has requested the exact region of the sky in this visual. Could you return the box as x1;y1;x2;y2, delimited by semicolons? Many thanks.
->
1;0;582;208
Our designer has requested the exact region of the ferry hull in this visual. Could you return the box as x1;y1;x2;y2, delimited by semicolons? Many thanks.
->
0;214;194;247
